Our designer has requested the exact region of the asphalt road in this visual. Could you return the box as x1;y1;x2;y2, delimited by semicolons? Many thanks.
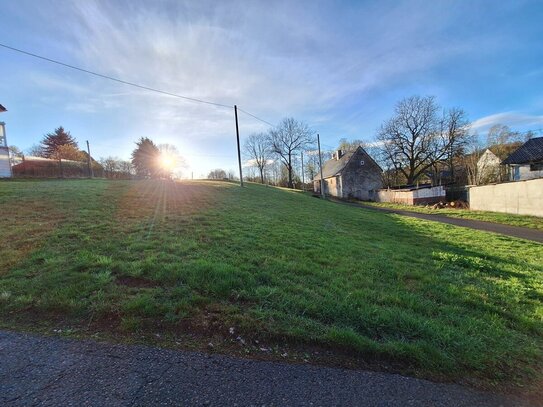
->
0;330;533;406
353;203;543;243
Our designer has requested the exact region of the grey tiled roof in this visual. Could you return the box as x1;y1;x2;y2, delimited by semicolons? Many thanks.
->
502;137;543;164
313;149;356;180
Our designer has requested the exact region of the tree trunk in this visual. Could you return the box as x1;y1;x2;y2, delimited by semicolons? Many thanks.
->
287;154;293;188
259;168;264;184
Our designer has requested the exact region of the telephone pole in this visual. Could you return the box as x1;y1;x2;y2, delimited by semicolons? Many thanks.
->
86;140;94;178
234;105;244;187
301;151;305;191
317;134;325;199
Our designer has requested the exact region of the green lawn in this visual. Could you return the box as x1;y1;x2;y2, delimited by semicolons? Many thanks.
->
1;179;542;389
363;201;543;230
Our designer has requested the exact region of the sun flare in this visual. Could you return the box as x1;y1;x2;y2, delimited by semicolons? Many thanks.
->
159;153;176;170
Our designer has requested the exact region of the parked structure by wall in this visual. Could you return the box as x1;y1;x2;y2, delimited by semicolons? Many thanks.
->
375;185;446;205
313;146;382;200
468;178;543;217
502;137;543;181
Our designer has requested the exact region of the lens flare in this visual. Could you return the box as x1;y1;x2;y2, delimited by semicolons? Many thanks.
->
159;153;176;170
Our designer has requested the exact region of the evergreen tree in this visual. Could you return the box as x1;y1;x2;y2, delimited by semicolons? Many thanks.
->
40;127;78;158
131;137;160;178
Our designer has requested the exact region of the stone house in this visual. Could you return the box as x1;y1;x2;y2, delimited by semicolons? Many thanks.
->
313;146;382;200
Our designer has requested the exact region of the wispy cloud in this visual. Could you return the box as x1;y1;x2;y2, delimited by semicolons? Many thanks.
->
51;1;485;123
470;112;543;133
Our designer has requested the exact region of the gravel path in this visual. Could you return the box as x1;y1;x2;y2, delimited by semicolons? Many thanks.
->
353;203;543;243
0;330;533;406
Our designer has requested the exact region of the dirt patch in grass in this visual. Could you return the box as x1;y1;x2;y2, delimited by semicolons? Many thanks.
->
116;276;159;288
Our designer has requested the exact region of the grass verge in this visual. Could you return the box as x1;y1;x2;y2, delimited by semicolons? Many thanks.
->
0;179;542;393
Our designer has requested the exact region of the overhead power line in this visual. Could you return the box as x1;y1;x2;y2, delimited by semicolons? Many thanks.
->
0;43;285;131
0;43;232;109
236;107;275;127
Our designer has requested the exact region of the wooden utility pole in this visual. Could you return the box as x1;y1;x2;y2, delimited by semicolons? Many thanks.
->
86;140;94;178
234;105;244;187
317;134;325;199
301;151;305;191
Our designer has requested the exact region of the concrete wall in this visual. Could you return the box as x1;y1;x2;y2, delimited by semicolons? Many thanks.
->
0;147;11;178
468;178;543;217
375;186;446;205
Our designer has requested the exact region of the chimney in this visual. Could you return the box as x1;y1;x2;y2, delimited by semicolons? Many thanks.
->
335;149;343;160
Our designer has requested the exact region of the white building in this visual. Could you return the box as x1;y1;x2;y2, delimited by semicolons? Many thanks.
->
503;137;543;181
476;149;501;184
0;103;11;178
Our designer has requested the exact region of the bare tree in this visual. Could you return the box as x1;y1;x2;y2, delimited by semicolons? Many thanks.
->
117;160;134;178
337;138;365;152
304;151;321;182
487;124;520;147
244;133;271;184
461;136;485;185
377;95;470;185
26;144;45;157
158;143;186;179
267;118;314;188
8;145;23;166
226;169;236;180
440;107;470;182
100;156;118;178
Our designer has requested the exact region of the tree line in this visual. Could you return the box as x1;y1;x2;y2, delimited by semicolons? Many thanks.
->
10;128;185;180
240;95;536;189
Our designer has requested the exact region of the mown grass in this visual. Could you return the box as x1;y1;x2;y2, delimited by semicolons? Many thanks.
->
0;179;542;387
363;201;543;230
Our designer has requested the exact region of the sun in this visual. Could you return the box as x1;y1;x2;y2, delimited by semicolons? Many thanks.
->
159;153;176;170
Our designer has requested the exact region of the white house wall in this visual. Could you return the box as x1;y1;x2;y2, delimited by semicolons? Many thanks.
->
0;147;11;178
516;165;543;181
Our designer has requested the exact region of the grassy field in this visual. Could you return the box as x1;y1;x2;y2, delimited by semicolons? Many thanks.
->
0;179;542;390
363;201;543;230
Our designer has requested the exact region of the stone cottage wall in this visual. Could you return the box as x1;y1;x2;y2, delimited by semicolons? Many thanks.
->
340;149;382;200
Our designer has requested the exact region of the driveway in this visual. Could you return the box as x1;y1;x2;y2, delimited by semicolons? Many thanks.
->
353;203;543;243
0;330;533;406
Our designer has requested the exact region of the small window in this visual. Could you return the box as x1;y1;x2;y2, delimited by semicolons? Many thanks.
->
360;160;365;166
530;163;543;171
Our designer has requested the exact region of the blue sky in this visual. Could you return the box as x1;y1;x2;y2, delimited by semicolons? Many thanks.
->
1;0;543;177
